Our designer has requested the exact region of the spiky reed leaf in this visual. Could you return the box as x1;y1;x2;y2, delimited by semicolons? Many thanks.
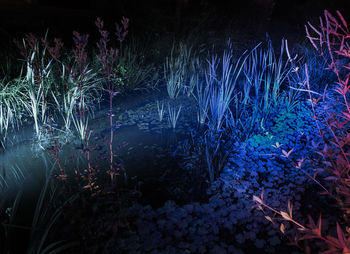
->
167;104;182;129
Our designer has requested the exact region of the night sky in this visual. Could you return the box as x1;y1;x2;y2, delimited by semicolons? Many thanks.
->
1;0;350;44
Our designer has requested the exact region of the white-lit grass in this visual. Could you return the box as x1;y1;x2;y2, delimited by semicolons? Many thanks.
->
167;103;182;129
194;80;210;125
72;111;89;142
0;78;28;148
156;100;165;122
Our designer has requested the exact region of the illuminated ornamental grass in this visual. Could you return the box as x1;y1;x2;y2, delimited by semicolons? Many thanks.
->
0;5;350;254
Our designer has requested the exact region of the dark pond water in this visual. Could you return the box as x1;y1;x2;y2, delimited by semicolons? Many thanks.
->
0;90;205;210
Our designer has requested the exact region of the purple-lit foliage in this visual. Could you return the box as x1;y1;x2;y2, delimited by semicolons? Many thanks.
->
254;10;350;253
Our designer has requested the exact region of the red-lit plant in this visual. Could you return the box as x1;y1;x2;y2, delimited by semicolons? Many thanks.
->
44;119;66;180
72;31;89;125
253;10;350;253
95;17;129;185
68;31;100;192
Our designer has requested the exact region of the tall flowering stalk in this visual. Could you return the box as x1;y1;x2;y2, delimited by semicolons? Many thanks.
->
72;31;89;125
71;31;98;191
95;17;128;185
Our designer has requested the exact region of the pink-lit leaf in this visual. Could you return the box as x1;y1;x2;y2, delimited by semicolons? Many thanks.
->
326;235;342;248
315;214;322;236
83;184;92;189
336;223;347;248
253;195;263;205
337;10;349;30
280;223;286;234
280;211;292;221
334;85;348;96
305;25;319;50
308;21;323;37
265;216;274;224
287;201;293;218
297;227;307;232
326;10;338;26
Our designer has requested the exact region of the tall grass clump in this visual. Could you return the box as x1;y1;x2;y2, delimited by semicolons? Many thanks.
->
194;39;250;183
253;10;350;253
204;39;249;132
69;31;94;144
241;37;302;137
15;33;54;141
164;42;193;99
0;77;27;149
167;103;182;129
11;32;100;150
197;37;304;183
194;79;210;125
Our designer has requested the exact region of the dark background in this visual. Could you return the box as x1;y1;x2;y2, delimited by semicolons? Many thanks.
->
0;0;349;47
